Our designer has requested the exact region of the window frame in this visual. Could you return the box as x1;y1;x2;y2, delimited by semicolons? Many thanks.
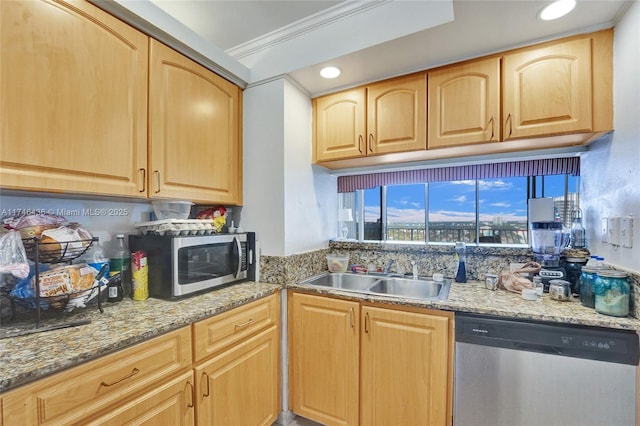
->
339;173;579;246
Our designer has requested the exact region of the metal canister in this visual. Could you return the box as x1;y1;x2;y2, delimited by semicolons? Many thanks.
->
594;270;630;317
564;257;587;294
579;266;599;308
548;279;572;301
131;250;148;301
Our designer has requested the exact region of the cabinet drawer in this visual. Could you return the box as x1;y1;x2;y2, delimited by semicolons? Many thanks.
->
193;293;280;362
85;370;195;426
2;326;192;425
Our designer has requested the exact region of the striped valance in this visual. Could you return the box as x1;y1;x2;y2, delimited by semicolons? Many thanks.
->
337;157;580;193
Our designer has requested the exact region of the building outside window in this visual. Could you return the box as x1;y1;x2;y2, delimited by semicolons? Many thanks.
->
338;161;580;245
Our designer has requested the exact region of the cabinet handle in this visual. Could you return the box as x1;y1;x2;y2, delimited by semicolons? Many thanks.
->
138;168;146;193
368;133;374;153
505;113;512;139
349;307;354;328
364;312;370;333
154;170;161;194
185;381;194;408
488;116;495;141
201;372;210;397
358;135;363;154
100;367;140;387
234;318;254;329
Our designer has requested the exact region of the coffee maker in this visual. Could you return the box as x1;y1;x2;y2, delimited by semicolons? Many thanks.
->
529;198;569;290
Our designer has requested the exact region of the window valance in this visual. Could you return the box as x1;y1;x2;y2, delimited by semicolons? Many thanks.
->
337;157;580;193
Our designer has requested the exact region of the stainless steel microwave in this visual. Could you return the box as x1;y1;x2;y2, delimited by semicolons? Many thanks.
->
129;232;256;299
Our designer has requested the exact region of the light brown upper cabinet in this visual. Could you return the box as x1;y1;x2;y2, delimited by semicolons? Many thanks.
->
428;57;501;149
503;37;594;139
149;40;243;205
313;73;427;162
0;0;148;197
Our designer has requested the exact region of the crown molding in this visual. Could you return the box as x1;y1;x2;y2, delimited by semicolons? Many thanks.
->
226;1;386;59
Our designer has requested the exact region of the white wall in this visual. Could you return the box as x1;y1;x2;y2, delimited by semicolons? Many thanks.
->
283;79;336;255
242;78;335;256
0;193;151;255
241;80;287;256
581;1;640;272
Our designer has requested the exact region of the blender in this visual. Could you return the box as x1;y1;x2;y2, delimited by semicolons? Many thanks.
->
530;221;570;290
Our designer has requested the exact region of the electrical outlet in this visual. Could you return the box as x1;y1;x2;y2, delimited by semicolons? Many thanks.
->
621;216;633;248
601;218;609;243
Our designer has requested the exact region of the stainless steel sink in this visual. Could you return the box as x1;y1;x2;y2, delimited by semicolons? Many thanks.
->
368;278;447;300
301;273;450;301
302;273;379;292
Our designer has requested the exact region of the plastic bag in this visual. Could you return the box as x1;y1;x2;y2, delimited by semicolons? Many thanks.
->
498;261;541;294
0;230;30;279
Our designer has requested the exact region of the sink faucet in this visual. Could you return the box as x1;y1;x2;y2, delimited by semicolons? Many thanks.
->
411;261;418;279
383;259;395;273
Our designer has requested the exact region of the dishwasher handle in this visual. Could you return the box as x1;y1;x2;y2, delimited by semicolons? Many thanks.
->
513;341;563;356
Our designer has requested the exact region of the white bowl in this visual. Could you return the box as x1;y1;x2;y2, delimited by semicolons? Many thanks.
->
152;201;193;220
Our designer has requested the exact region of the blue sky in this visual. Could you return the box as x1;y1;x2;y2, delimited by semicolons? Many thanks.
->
364;175;578;223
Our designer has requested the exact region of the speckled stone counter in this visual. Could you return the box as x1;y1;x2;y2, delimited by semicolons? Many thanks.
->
0;281;281;393
288;280;640;331
3;277;639;394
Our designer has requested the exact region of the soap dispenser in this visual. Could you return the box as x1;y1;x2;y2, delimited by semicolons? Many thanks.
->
455;242;467;283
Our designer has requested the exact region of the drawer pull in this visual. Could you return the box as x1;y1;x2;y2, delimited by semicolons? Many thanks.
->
234;318;254;329
349;307;355;328
364;312;370;334
100;367;140;387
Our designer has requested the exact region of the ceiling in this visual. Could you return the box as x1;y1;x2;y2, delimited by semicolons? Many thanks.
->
144;0;631;96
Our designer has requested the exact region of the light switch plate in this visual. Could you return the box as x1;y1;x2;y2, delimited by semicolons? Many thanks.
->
601;218;609;243
608;217;621;246
621;216;633;248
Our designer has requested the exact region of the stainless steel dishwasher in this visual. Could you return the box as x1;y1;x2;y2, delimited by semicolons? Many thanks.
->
454;313;639;426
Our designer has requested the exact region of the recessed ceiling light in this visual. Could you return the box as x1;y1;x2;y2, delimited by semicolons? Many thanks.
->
320;66;341;79
539;0;576;21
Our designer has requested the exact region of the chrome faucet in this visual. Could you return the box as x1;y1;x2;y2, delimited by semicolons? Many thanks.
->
383;259;396;273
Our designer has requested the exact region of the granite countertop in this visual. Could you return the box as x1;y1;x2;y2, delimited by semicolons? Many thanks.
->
0;281;281;393
2;278;639;393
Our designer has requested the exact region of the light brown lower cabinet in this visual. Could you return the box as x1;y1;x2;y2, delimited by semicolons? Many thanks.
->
84;370;195;425
193;292;281;426
289;291;453;426
1;294;281;426
195;325;280;426
1;326;193;425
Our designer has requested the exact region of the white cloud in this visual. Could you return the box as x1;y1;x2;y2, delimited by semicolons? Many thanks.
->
450;195;467;203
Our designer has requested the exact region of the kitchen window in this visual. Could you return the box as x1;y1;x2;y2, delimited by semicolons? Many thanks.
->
337;159;580;245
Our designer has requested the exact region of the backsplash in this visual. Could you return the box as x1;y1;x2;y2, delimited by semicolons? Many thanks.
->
259;242;640;319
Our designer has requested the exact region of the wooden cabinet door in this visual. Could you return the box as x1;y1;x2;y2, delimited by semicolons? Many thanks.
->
290;293;359;426
0;0;148;197
367;73;427;155
503;37;592;139
149;39;242;205
313;88;366;162
360;306;450;426
428;58;501;148
84;371;195;426
195;326;280;426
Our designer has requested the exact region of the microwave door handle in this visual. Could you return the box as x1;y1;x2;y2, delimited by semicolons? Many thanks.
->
233;236;242;278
